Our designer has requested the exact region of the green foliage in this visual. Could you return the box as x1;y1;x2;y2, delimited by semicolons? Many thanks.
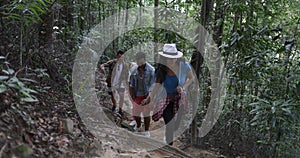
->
249;99;300;156
1;0;51;26
218;0;300;156
0;57;38;103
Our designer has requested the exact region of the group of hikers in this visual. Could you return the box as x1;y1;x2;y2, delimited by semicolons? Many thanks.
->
100;44;195;146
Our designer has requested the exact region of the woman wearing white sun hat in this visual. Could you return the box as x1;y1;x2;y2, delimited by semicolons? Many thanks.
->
141;43;195;145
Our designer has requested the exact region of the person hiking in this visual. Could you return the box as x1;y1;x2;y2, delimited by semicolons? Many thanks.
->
129;52;155;137
100;50;129;117
141;44;194;145
128;62;138;126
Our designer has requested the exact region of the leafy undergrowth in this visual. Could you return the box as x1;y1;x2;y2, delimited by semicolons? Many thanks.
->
0;80;101;157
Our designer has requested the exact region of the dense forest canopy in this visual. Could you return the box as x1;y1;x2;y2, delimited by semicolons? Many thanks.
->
0;0;299;157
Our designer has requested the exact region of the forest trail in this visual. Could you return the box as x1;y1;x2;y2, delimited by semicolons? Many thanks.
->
0;78;225;157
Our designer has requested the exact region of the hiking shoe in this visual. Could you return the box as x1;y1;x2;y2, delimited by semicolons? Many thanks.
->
111;106;116;112
144;131;150;137
135;126;142;132
129;120;137;126
118;110;124;117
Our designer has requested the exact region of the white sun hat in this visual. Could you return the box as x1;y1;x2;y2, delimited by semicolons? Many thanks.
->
158;44;183;58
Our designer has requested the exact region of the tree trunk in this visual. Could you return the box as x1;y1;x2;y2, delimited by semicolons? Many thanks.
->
153;0;159;64
213;0;225;46
125;0;129;33
87;0;91;30
139;0;143;52
112;2;116;52
190;0;213;146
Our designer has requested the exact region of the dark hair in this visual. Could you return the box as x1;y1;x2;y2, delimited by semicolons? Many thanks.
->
157;55;183;66
135;52;145;60
155;63;168;83
155;56;184;83
116;50;125;55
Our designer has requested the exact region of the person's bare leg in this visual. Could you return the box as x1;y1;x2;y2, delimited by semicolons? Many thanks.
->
144;116;150;131
135;116;141;129
110;92;116;111
118;92;125;112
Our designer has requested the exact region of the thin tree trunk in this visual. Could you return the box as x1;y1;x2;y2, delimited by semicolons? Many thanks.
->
154;0;159;64
102;2;106;56
139;0;143;52
112;2;115;52
213;0;225;46
117;0;121;48
125;0;129;33
87;0;91;30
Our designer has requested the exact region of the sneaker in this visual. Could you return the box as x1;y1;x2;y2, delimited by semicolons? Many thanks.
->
136;126;142;132
129;120;137;126
144;131;150;137
118;110;124;117
111;106;116;112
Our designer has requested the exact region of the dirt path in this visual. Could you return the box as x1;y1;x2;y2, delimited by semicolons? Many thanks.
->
95;79;225;158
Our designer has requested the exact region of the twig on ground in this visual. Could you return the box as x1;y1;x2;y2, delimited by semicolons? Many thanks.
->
0;142;7;158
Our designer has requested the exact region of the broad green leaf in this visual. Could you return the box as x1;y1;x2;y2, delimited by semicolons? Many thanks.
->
20;90;31;97
257;140;265;144
0;84;7;93
0;76;9;80
249;102;262;106
287;76;299;82
250;122;257;126
25;16;38;24
9;77;19;83
16;80;25;87
21;97;38;102
24;87;38;94
2;69;15;75
7;83;19;89
30;3;46;14
37;0;47;7
13;4;26;10
281;108;291;115
19;78;37;83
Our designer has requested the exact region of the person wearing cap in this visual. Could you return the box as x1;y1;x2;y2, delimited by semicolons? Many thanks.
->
129;52;155;137
100;50;129;117
141;44;194;145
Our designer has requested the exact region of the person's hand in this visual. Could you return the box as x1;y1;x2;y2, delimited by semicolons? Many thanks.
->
141;96;151;106
99;65;105;74
130;96;136;102
99;65;105;72
176;86;184;93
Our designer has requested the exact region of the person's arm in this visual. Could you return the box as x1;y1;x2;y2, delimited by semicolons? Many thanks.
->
148;68;156;91
129;71;136;100
129;87;135;100
177;70;194;93
150;69;156;86
141;81;162;106
183;70;194;90
122;63;130;87
100;60;113;68
100;60;109;73
141;67;162;105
